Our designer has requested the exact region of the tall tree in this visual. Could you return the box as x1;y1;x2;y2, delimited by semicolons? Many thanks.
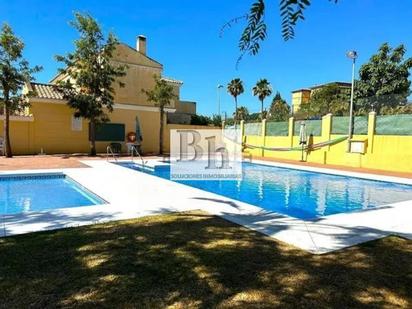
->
142;75;177;155
355;43;412;115
252;78;272;120
55;13;126;156
0;24;41;157
227;78;244;125
268;92;290;121
300;84;350;118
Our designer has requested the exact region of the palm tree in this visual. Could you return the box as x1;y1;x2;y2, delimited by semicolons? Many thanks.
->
142;75;177;154
252;79;272;120
227;78;244;126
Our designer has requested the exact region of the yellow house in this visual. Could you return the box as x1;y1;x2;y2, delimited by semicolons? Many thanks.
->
2;35;196;155
291;82;351;114
291;88;311;114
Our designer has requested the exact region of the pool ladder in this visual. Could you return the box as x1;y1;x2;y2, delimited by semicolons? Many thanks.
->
106;145;118;162
106;145;145;167
130;145;146;167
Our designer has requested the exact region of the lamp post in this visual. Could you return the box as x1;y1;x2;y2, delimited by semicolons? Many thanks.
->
217;84;223;116
346;50;357;152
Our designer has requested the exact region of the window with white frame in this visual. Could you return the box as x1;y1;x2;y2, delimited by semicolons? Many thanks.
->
71;116;83;131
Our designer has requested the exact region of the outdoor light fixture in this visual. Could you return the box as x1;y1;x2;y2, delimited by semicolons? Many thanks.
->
346;50;358;60
346;50;358;152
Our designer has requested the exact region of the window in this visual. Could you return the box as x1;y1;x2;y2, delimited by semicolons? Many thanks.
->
91;123;125;141
72;116;83;131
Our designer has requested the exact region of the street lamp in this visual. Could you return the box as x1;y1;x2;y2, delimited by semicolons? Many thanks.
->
346;50;357;152
217;84;224;116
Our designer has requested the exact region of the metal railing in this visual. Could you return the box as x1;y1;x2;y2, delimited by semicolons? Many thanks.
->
106;145;118;161
130;145;145;167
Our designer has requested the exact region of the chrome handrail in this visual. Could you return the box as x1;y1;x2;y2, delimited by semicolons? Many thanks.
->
106;145;118;162
130;145;145;167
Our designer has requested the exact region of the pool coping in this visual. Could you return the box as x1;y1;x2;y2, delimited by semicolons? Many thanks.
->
1;159;411;254
251;159;412;185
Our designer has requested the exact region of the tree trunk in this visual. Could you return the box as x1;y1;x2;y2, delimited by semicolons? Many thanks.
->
234;96;238;128
89;119;97;156
4;104;12;158
261;99;264;120
159;108;164;155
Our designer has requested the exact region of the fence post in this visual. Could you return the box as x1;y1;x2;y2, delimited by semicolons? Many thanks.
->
322;113;332;140
321;113;333;156
367;112;376;154
288;117;294;147
261;119;267;157
240;119;245;140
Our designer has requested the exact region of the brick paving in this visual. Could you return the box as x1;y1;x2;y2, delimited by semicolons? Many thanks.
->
0;155;93;170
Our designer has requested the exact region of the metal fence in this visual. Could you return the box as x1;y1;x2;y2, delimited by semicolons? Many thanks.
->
238;113;412;137
375;114;412;135
244;122;262;136
331;116;368;135
266;121;289;136
293;120;322;136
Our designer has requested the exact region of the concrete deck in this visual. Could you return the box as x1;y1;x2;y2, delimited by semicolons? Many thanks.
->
1;159;411;254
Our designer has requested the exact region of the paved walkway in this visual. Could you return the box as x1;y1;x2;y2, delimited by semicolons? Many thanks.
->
250;155;412;179
2;154;411;178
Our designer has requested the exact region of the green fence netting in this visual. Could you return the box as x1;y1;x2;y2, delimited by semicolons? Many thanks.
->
332;116;368;135
293;120;322;136
266;121;289;136
375;114;412;135
244;122;262;136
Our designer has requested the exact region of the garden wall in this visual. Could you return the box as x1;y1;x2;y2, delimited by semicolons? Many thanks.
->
234;113;412;173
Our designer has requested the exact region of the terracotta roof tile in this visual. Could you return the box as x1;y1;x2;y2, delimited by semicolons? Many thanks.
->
31;82;64;100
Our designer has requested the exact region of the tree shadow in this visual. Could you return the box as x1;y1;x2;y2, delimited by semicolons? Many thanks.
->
2;209;123;236
191;197;242;209
0;211;411;308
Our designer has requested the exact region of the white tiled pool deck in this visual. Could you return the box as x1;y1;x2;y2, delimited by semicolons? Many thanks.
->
1;159;411;254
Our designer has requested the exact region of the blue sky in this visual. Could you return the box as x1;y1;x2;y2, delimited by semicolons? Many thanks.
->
1;0;411;116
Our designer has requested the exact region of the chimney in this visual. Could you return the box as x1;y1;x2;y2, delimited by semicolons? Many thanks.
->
137;35;147;55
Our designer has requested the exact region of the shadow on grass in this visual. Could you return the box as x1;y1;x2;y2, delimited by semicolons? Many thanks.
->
0;212;411;308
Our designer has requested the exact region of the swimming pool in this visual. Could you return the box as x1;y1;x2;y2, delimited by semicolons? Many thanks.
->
0;174;105;215
117;162;412;220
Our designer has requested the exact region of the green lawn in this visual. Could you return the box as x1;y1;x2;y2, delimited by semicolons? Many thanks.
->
0;212;411;308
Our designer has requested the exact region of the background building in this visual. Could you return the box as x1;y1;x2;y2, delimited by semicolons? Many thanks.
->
291;82;351;114
2;35;197;155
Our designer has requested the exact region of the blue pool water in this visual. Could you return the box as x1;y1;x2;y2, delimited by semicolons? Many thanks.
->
117;162;412;220
0;174;105;215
